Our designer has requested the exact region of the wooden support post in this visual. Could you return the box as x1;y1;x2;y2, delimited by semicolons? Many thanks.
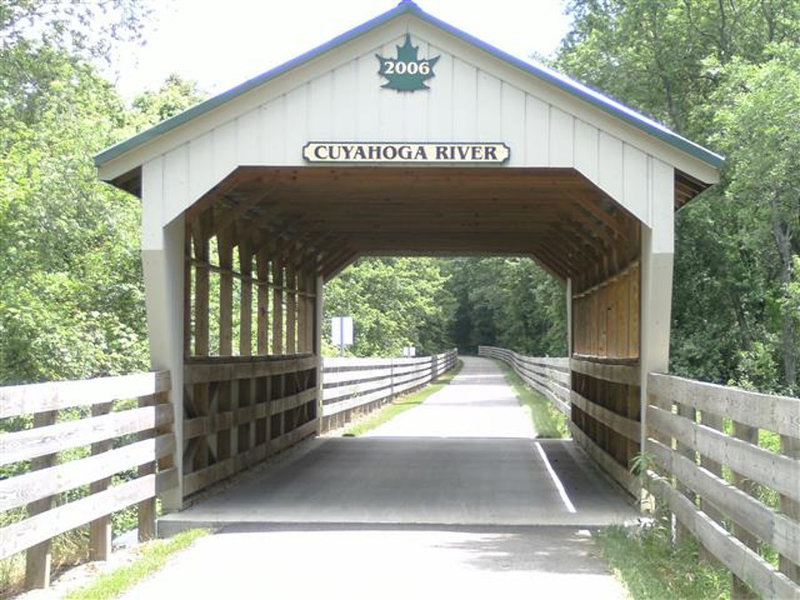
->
272;260;284;355
137;395;157;542
217;231;234;460
192;230;210;471
675;402;696;545
193;232;210;358
218;231;233;357
89;402;113;559
257;249;270;355
731;421;759;600
240;241;253;357
25;410;57;590
142;180;185;509
779;435;800;584
239;241;255;454
699;411;724;564
314;275;324;433
297;271;308;354
183;232;192;358
286;265;296;355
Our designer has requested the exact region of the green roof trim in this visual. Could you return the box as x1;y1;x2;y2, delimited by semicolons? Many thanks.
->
95;0;723;169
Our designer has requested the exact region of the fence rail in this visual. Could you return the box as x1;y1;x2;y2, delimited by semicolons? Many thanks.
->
647;373;800;599
477;346;570;415
321;350;458;430
0;372;174;589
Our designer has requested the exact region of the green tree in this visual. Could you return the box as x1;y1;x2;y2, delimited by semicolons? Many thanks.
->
445;258;566;356
323;257;454;357
555;0;800;393
0;0;201;383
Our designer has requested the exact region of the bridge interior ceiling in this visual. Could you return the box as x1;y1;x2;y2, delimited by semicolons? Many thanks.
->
186;166;642;291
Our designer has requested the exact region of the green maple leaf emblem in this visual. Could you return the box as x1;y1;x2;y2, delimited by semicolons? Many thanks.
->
376;34;440;91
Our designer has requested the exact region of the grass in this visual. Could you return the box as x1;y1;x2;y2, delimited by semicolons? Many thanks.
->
64;529;210;600
493;360;569;438
596;524;730;600
342;360;463;436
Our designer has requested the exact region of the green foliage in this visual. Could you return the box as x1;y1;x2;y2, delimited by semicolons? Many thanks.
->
555;0;800;395
597;524;730;600
323;256;567;359
444;257;566;356
323;257;455;357
0;16;204;384
64;529;210;600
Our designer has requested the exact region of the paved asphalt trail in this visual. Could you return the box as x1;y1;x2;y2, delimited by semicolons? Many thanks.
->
125;357;633;599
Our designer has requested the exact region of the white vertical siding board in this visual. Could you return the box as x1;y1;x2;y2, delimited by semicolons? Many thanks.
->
284;85;309;163
598;131;624;202
501;83;525;166
524;94;549;166
188;132;214;201
476;71;502;141
650;158;675;253
331;60;358;140
212;120;237;183
236;109;261;165
162;144;190;227
549;106;574;167
623;144;649;224
425;47;453;140
355;54;380;140
141;158;165;251
259;97;286;164
452;58;478;140
309;72;334;140
574;120;599;184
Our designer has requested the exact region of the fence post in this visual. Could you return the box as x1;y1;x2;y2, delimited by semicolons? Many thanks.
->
137;394;158;542
674;402;696;545
780;435;800;584
698;411;725;564
730;421;759;599
89;402;113;560
390;359;395;399
24;410;57;590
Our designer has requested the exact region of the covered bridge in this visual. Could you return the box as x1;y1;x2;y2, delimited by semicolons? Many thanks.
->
95;0;721;509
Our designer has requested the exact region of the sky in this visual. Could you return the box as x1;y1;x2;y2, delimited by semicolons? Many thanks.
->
110;0;572;99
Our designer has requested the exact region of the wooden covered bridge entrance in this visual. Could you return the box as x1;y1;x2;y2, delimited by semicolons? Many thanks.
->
93;1;722;510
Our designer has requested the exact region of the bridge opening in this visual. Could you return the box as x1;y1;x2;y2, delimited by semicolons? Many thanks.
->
139;164;662;507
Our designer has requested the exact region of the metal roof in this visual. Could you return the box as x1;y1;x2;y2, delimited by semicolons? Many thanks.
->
95;0;723;168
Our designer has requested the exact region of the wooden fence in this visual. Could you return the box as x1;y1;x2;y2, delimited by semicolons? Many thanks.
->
647;373;800;599
477;346;570;415
0;372;175;589
321;350;458;431
479;344;800;599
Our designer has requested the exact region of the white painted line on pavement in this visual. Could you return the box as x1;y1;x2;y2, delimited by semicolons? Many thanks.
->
534;442;577;513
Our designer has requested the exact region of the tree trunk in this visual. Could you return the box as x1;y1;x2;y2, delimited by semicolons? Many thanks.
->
770;194;797;390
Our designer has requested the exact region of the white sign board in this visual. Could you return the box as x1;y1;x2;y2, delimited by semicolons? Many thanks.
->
403;346;416;357
331;316;354;346
303;142;510;164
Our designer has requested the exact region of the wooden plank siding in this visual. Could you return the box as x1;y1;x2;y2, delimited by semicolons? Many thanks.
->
647;373;800;599
0;372;173;591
